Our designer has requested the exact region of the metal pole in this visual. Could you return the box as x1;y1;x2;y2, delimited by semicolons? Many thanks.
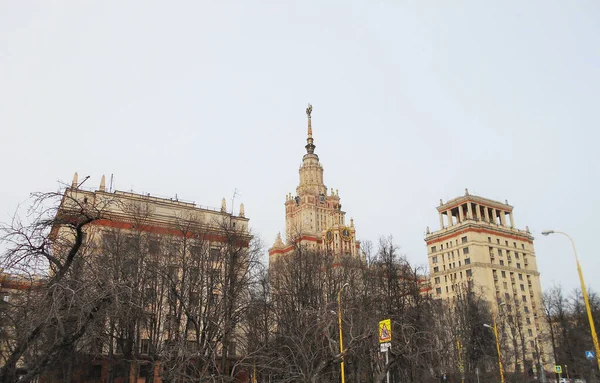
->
493;317;505;383
338;283;349;383
386;350;390;383
557;231;600;371
457;338;464;383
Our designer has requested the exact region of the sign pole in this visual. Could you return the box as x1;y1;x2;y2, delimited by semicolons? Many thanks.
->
379;319;392;383
386;350;390;383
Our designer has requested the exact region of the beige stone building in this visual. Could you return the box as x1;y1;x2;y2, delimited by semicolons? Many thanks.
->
48;173;251;382
425;190;552;372
269;104;361;262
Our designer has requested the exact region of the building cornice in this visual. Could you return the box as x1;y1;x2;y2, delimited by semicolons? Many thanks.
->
425;222;533;245
438;194;513;212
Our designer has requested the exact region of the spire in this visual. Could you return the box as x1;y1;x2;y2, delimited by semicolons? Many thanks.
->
99;175;106;192
305;103;315;154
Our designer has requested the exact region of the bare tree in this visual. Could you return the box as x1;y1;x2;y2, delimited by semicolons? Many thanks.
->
0;189;117;383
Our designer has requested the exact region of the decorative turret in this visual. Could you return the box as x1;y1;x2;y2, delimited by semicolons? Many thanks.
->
239;203;245;217
71;172;79;188
99;175;106;192
273;232;284;248
221;198;227;213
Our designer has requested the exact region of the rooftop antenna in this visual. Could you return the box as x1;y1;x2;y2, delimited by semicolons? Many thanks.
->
231;188;239;215
77;175;90;189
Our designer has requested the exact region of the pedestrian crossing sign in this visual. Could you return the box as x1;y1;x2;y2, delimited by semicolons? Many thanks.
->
379;319;392;343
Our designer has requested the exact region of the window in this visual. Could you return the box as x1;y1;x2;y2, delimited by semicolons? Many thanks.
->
466;269;472;277
431;246;437;253
441;244;444;250
524;305;530;313
210;247;221;261
190;292;199;307
458;261;461;266
517;263;521;269
145;288;156;304
522;244;525;249
210;267;220;281
168;266;179;282
505;293;510;299
436;287;442;295
434;277;440;284
519;274;523;280
189;267;200;285
433;266;439;273
520;284;525;291
505;240;509;246
522;295;527;302
515;252;519;259
141;339;151;354
513;242;517;248
498;249;503;256
432;256;438;263
446;286;449;293
526;317;531;325
229;342;237;356
465;258;471;265
461;236;467;243
500;260;505;266
528;329;533;336
503;282;508;289
497;239;500;244
463;247;469;255
501;271;506;278
488;237;492;243
149;239;160;255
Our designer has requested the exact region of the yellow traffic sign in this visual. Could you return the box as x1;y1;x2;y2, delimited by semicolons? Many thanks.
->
379;319;392;343
554;365;562;374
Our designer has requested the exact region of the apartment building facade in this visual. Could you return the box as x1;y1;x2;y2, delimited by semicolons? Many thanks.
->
425;189;552;373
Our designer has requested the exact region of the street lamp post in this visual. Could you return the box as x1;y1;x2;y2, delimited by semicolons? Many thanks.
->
484;319;505;383
542;230;600;371
338;283;350;383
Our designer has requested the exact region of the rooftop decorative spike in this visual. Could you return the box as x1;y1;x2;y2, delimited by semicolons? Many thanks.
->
305;103;315;154
71;172;79;188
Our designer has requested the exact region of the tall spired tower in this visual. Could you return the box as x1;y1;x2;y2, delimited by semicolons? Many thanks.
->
269;104;360;263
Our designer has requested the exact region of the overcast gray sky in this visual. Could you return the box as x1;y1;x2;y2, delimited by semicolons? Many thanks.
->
1;1;599;294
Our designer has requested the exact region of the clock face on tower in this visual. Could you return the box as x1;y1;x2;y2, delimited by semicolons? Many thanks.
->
326;230;334;243
341;227;351;241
